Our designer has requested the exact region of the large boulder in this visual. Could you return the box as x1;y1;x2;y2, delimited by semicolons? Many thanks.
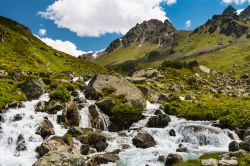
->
132;131;156;149
147;114;171;128
62;102;80;126
36;138;66;157
88;134;108;152
165;153;183;166
36;118;55;139
19;78;45;100
229;141;239;152
88;75;146;109
133;69;159;78
33;147;85;166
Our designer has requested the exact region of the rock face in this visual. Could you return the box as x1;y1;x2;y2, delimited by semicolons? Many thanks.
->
132;131;156;149
239;5;250;19
19;78;45;100
147;114;171;128
165;153;183;166
36;118;55;139
88;75;146;110
62;102;80;126
106;19;177;53
222;6;237;16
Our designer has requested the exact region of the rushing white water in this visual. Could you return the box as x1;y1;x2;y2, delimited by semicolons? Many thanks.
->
104;101;239;166
0;94;67;166
0;91;239;166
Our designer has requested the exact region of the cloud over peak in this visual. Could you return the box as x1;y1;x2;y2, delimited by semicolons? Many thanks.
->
222;0;250;5
39;0;176;37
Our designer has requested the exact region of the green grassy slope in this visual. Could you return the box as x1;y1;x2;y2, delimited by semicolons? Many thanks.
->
0;16;111;109
96;43;159;66
0;16;108;75
186;40;250;75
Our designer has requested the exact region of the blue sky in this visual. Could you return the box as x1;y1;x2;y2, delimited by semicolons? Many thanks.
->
0;0;249;56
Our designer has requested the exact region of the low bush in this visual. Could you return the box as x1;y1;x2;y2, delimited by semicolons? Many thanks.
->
49;85;71;103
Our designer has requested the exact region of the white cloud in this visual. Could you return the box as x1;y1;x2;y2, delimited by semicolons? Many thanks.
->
185;20;192;28
166;0;176;5
39;0;176;37
38;36;87;57
39;28;46;36
222;0;250;5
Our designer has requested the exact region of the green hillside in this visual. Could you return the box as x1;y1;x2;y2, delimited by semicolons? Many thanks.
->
0;16;110;109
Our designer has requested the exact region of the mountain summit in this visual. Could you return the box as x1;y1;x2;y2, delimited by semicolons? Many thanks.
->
222;5;237;16
106;19;177;53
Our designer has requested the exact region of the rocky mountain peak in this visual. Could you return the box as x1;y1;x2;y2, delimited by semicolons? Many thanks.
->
239;5;250;19
222;5;237;16
105;19;177;53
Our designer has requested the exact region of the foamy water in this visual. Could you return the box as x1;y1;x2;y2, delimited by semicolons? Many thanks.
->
0;92;239;166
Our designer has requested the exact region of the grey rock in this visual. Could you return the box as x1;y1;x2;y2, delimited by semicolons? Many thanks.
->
165;153;183;166
132;131;156;149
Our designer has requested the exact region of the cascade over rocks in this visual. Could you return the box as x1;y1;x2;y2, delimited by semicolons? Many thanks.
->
88;105;105;130
19;78;45;100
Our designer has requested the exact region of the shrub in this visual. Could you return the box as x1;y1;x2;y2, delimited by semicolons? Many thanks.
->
49;85;71;102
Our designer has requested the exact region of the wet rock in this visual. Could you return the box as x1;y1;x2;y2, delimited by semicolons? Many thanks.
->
88;134;108;152
16;141;27;151
74;97;86;104
88;105;105;130
122;144;130;149
86;153;119;166
84;86;100;100
16;134;25;144
165;153;183;166
71;90;79;97
132;131;156;149
158;155;166;163
19;78;45;100
229;141;239;152
35;101;46;112
80;144;90;155
47;101;64;114
147;114;171;128
6;101;25;109
13;114;22;121
239;140;250;151
154;109;163;115
169;129;176;137
201;158;218;166
176;147;187;152
36;118;55;139
62;102;80;126
244;128;250;139
33;147;85;166
218;159;238;166
96;98;115;115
